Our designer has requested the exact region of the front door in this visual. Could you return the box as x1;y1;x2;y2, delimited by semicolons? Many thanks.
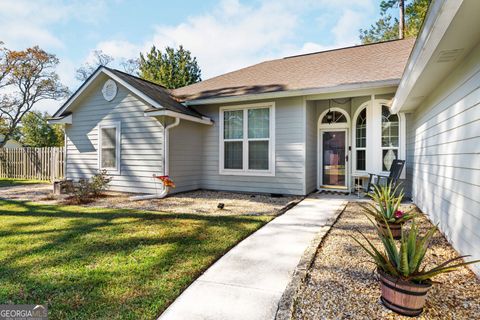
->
321;130;347;189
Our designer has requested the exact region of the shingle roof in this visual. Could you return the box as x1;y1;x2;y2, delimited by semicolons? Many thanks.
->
105;68;205;118
172;38;416;102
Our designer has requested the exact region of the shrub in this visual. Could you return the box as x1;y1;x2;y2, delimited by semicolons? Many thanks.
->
65;170;111;204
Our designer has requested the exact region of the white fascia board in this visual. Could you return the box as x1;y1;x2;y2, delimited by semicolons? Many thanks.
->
391;0;463;114
53;67;167;117
145;109;213;125
183;79;400;106
47;114;72;125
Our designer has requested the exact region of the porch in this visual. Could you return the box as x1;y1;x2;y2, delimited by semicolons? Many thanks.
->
305;93;407;194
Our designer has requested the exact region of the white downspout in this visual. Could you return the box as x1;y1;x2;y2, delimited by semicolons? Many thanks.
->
164;117;180;177
130;117;180;201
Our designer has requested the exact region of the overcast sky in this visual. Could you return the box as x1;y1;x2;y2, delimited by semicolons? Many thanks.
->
0;0;385;113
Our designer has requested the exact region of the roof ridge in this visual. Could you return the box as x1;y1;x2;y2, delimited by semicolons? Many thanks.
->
283;37;416;60
104;66;169;90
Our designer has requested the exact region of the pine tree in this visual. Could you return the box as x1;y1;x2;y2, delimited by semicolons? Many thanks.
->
139;45;201;89
359;0;431;44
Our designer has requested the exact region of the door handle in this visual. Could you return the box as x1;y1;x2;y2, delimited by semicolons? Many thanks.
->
346;155;348;162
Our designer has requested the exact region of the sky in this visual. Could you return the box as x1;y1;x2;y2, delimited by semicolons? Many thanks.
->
0;0;386;114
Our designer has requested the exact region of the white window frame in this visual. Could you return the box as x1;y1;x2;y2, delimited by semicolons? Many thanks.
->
381;105;400;173
352;104;368;175
219;102;275;176
98;121;121;175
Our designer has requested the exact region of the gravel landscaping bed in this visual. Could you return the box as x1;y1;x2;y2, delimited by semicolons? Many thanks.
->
292;202;480;320
0;184;299;216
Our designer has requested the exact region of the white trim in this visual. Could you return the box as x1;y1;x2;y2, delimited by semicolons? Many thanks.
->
317;107;351;129
53;67;213;125
219;102;276;177
98;121;121;175
317;108;350;190
47;114;72;125
185;79;400;106
317;128;349;190
391;0;462;113
145;109;213;125
352;101;370;176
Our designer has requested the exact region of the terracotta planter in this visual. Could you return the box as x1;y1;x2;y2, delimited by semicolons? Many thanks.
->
378;269;432;317
376;219;402;239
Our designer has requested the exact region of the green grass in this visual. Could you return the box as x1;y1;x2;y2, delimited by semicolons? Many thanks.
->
0;178;48;187
0;200;272;319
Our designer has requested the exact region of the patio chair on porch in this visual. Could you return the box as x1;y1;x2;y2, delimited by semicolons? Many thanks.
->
366;159;405;193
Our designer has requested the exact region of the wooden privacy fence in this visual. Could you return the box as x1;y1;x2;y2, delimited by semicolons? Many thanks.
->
0;147;65;181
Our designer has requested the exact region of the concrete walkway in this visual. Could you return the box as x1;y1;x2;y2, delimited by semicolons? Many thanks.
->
159;196;348;320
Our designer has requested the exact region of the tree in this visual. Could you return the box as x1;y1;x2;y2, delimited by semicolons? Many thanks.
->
20;111;64;147
138;45;201;89
76;50;114;81
0;44;69;148
76;50;140;81
359;0;431;44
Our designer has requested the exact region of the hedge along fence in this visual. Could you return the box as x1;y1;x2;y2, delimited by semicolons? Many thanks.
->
0;147;65;181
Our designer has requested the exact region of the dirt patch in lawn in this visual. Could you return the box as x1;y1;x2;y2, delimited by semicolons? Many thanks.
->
0;184;300;216
292;202;480;320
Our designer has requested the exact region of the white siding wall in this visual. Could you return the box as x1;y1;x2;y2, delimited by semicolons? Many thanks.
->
197;97;306;195
407;42;480;275
66;76;166;194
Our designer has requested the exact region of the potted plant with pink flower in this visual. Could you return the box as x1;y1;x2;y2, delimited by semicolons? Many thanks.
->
360;183;416;239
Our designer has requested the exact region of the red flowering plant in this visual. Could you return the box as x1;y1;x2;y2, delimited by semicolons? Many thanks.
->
156;175;176;188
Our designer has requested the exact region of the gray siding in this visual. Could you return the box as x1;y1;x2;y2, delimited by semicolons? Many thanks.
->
305;100;317;193
197;97;306;195
169;121;204;193
66;74;166;194
407;42;480;275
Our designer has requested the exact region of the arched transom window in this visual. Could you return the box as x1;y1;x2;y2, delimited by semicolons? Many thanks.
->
355;108;367;171
321;111;347;124
381;105;399;171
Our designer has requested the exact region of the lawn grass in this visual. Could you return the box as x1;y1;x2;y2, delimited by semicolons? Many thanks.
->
0;178;48;187
0;199;272;319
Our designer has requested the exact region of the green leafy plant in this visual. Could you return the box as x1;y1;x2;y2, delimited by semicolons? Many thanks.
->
352;217;480;283
360;183;416;223
90;169;112;197
65;170;111;204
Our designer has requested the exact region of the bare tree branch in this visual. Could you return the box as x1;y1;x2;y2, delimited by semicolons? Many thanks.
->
0;45;69;147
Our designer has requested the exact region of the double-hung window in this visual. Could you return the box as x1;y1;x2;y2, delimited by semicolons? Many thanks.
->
98;122;121;174
220;103;275;176
381;105;399;171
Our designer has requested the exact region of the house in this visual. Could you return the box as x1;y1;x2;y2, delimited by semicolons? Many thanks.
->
49;0;479;274
0;134;22;149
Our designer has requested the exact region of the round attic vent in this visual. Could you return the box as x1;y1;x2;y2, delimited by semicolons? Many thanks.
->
102;79;117;101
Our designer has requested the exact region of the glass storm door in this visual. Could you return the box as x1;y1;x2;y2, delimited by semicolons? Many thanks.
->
322;130;347;188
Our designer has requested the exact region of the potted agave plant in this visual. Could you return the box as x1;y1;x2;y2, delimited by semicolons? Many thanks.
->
353;218;480;316
360;183;416;239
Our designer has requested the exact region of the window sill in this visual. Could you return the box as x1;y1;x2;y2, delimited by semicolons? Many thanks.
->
101;168;121;176
219;169;275;177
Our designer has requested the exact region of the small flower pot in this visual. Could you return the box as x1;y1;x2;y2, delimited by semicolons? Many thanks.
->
378;269;432;317
376;219;402;240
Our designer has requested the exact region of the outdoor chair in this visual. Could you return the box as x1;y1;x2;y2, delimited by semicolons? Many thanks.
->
366;159;405;194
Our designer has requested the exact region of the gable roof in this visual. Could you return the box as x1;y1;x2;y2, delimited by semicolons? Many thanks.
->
105;68;204;118
172;38;416;103
52;66;205;120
